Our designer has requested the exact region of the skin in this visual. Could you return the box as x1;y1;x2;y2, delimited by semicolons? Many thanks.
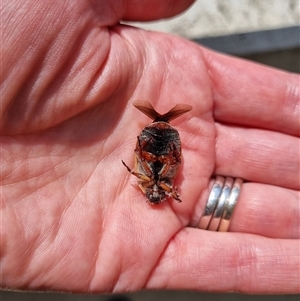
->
0;0;299;294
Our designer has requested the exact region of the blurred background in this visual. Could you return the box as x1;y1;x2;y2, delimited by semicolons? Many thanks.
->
128;0;300;73
1;1;299;301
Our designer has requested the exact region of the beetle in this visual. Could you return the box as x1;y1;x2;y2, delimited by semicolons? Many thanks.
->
122;100;192;204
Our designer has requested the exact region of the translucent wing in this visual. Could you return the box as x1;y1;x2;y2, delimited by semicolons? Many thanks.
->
133;100;192;122
158;103;192;122
133;100;161;120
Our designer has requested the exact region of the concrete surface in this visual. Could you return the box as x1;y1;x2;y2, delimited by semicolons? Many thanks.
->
127;0;300;73
193;26;299;54
128;0;300;38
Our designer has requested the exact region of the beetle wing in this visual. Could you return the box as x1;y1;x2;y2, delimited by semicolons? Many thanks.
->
133;100;161;120
133;100;192;122
158;103;192;122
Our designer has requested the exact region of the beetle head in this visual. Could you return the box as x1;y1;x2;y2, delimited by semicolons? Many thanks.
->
145;185;166;204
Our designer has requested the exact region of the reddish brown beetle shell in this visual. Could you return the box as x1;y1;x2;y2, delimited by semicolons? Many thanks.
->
122;101;192;204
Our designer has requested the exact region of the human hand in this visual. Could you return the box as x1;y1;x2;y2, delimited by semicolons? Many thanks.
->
1;0;299;294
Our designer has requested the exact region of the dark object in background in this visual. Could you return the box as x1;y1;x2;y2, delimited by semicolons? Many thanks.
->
243;48;299;73
194;26;300;73
106;295;132;301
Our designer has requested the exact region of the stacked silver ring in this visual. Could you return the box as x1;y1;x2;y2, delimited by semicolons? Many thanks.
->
198;176;243;232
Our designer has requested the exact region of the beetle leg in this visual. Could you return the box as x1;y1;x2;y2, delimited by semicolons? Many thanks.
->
138;158;154;179
170;142;181;164
121;160;151;182
134;136;148;157
140;180;155;188
157;141;181;178
135;136;156;161
157;159;171;178
158;181;182;203
134;136;156;178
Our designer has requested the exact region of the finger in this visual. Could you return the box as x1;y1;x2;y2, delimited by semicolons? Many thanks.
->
146;229;300;293
192;182;299;239
215;123;299;190
202;48;300;136
120;0;195;21
231;183;299;239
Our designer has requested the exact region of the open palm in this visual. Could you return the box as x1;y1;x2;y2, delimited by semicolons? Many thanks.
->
1;0;299;294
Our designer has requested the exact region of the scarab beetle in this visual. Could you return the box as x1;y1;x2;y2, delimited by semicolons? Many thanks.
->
122;100;192;204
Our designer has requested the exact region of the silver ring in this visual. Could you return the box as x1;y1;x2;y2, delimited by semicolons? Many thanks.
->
219;178;243;232
208;177;234;231
198;176;243;232
198;176;225;230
